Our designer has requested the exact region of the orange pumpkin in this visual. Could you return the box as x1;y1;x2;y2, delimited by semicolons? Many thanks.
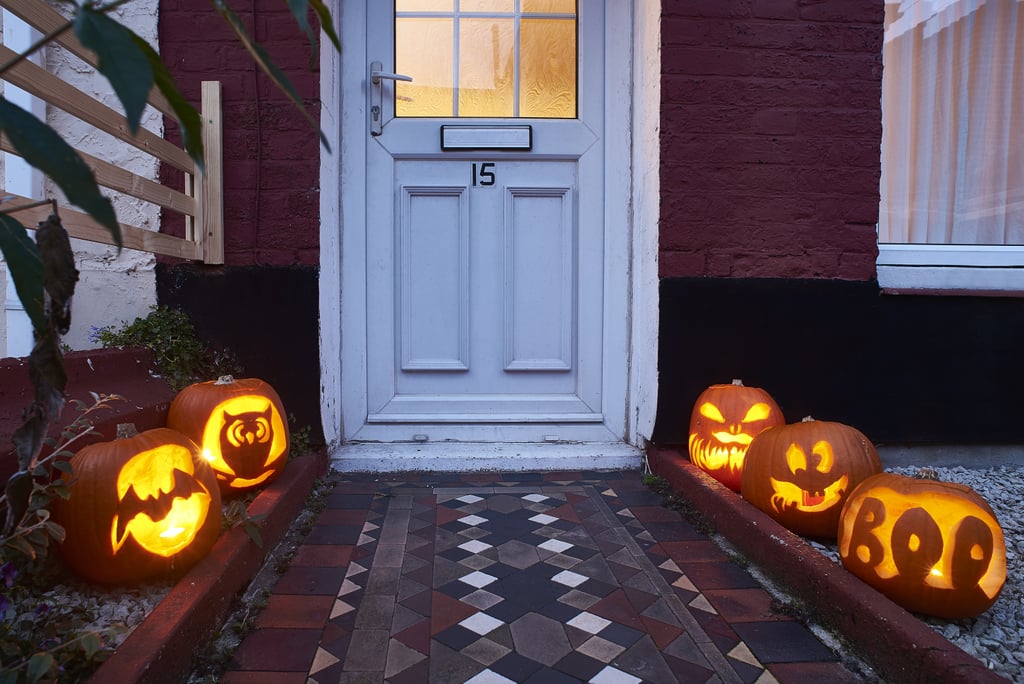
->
740;417;881;538
687;380;784;491
167;376;290;494
53;427;222;585
838;472;1006;619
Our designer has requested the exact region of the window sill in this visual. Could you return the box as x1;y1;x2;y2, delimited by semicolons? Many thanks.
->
877;244;1024;295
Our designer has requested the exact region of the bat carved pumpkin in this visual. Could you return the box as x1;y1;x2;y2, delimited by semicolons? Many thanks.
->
688;380;784;491
168;376;290;494
838;472;1006;619
53;427;222;585
740;417;882;539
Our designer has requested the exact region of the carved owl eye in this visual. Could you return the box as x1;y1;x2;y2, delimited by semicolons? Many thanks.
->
687;380;785;491
740;417;882;539
838;472;1006;619
168;376;290;494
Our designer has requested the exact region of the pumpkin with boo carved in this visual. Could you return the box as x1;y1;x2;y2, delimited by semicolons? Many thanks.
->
53;427;222;585
740;417;881;539
168;375;290;494
688;380;784;491
838;472;1006;619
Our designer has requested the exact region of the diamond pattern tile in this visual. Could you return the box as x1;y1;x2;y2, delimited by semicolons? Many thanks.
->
224;471;857;683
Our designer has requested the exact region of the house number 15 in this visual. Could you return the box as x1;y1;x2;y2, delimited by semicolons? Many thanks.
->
472;162;496;187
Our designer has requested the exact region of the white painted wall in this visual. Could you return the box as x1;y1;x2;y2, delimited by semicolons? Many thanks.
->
1;2;161;357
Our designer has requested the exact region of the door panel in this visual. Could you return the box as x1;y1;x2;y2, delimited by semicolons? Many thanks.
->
362;1;605;436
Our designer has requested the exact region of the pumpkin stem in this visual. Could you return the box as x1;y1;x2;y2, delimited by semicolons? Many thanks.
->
116;423;139;439
801;416;815;423
731;379;744;386
215;375;235;385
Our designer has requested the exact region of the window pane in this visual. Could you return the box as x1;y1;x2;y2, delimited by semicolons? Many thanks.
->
459;18;514;117
522;0;575;12
396;18;455;117
461;0;514;11
396;0;453;10
520;18;576;118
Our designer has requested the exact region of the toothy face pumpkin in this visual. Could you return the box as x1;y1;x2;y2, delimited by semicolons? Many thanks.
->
740;417;881;539
688;380;784;491
838;472;1006;619
53;427;222;585
168;376;290;493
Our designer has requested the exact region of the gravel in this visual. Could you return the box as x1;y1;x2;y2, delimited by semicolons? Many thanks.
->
805;464;1023;682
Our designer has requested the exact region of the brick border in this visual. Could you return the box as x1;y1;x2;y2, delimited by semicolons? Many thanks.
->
646;445;1005;684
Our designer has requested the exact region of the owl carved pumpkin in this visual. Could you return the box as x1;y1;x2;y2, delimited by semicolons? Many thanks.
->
838;472;1006;619
740;417;882;539
687;380;784;491
53;426;222;585
168;376;290;494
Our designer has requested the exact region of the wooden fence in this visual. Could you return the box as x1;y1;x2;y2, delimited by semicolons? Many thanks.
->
0;0;223;263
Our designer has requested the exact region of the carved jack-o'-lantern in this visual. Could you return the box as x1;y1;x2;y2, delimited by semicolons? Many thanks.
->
740;417;882;539
168;376;290;494
688;380;784;491
838;472;1006;619
53;426;222;585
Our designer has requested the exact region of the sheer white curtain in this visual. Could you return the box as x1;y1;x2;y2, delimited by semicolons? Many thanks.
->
879;0;1024;246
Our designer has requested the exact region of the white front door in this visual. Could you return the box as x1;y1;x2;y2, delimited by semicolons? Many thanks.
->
328;0;655;460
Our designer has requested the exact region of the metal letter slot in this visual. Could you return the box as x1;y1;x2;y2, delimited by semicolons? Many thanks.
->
441;125;533;151
370;61;412;136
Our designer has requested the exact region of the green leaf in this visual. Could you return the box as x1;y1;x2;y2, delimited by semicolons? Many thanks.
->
0;214;45;332
80;632;103;658
2;471;33;537
131;35;205;172
26;652;55;683
244;524;263;549
213;0;330;151
307;0;341;53
73;9;153;135
0;98;121;247
285;0;341;64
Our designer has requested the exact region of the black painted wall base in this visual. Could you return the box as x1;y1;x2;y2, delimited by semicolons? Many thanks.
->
156;264;324;446
653;278;1024;446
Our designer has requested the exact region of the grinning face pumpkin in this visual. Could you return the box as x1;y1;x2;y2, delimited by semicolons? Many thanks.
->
688;380;784;491
740;418;881;539
168;376;290;494
838;472;1006;619
53;427;222;585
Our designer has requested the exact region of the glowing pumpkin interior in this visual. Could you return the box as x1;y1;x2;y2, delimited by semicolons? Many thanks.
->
198;394;289;489
768;440;849;513
112;443;213;557
839;485;1006;599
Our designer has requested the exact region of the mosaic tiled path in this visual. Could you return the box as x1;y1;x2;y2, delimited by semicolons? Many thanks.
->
224;471;864;683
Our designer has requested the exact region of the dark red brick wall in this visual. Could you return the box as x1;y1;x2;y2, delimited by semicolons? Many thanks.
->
660;0;884;280
158;0;321;267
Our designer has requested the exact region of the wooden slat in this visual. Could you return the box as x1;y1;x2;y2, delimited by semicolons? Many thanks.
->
0;134;195;215
1;192;202;260
199;81;224;264
0;0;176;118
0;44;195;173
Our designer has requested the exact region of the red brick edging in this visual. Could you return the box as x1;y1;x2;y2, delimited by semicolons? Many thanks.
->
646;445;1005;684
87;453;322;684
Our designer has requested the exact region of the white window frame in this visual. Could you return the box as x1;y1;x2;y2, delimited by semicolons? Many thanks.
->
877;244;1024;294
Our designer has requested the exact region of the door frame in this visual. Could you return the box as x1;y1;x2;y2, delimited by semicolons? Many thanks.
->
319;0;661;470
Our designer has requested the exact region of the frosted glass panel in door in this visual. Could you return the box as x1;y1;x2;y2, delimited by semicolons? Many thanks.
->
395;2;577;118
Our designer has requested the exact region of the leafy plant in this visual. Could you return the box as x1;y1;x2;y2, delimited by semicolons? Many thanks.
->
90;306;241;390
0;395;126;684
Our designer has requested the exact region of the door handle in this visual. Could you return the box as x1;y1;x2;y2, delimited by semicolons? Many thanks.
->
370;61;413;136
